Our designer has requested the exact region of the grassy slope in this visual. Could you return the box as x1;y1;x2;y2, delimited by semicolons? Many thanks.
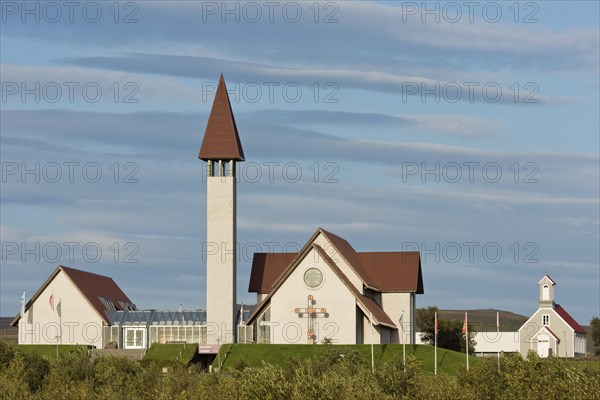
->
215;344;483;375
144;343;198;364
17;345;86;359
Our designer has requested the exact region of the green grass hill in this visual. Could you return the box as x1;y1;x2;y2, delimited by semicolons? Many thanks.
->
214;343;481;375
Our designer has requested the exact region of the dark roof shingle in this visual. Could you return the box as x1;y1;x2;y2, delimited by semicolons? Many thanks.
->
198;74;245;161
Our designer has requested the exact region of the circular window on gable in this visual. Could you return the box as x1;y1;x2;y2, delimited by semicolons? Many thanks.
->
304;268;323;288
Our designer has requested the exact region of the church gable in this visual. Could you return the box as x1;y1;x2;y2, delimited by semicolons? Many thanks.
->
14;268;106;346
246;241;397;334
313;230;364;291
269;245;358;343
519;308;573;336
248;228;424;295
12;265;133;326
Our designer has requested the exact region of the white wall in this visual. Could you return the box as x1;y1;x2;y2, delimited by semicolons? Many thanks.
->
415;331;520;354
206;173;236;344
472;331;520;354
381;292;412;344
362;315;381;345
519;309;575;357
269;247;357;344
314;233;363;292
19;271;104;348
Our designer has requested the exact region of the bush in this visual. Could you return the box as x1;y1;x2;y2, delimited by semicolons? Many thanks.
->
457;358;504;400
0;339;597;399
20;350;51;393
0;354;36;400
0;341;16;370
375;355;420;398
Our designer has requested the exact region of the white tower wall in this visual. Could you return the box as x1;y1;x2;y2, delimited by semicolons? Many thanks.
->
206;168;237;344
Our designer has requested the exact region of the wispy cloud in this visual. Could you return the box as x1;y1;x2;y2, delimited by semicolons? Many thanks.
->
61;53;575;105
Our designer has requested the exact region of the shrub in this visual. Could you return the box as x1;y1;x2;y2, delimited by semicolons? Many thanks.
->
0;341;16;370
375;355;420;398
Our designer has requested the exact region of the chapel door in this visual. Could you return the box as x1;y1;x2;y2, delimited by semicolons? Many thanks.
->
537;334;550;357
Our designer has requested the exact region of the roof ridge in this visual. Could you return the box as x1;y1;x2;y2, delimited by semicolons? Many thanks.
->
319;229;378;289
60;265;114;280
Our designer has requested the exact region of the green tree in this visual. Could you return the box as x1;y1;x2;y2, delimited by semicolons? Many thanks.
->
591;316;600;355
417;307;476;354
416;306;438;335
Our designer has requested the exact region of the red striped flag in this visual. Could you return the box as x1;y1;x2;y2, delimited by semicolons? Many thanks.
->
461;312;468;335
434;311;438;333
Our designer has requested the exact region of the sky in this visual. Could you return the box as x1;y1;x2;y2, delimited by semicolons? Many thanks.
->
0;1;598;325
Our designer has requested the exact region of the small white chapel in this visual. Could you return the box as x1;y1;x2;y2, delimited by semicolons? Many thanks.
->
518;275;587;357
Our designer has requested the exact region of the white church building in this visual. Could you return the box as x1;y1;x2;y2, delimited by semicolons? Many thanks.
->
198;75;424;345
244;229;423;344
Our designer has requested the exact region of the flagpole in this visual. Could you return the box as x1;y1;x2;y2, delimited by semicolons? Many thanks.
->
465;312;469;371
434;311;438;375
58;299;62;346
402;336;406;373
50;292;58;359
400;310;405;372
370;312;375;372
240;302;244;344
497;311;500;372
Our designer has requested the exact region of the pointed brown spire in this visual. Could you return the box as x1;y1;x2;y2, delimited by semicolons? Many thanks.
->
198;74;245;161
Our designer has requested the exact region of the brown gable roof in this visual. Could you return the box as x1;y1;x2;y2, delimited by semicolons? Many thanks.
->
248;229;423;294
355;252;423;293
61;266;133;323
248;253;296;293
198;74;245;161
11;265;132;326
318;229;372;286
245;243;396;328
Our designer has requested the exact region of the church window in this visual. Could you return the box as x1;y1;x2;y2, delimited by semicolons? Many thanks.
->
542;285;549;300
304;268;323;288
257;306;271;343
98;296;116;311
542;314;549;326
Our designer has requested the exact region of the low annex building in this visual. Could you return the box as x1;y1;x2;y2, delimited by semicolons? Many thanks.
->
11;265;219;350
12;265;135;348
244;228;424;344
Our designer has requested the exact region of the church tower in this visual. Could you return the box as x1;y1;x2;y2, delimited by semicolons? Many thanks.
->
198;74;245;344
538;275;555;308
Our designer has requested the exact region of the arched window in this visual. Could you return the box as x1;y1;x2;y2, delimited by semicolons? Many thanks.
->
542;284;549;300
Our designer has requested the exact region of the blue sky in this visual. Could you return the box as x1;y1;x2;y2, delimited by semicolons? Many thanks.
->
1;1;598;325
